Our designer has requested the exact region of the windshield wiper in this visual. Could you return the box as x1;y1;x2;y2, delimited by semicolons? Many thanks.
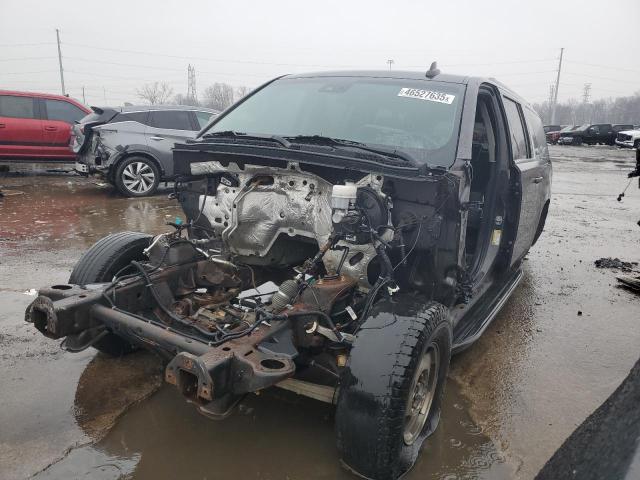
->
201;130;291;148
286;135;416;164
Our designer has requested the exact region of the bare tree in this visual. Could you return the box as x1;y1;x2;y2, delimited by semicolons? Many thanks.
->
532;91;640;125
235;86;249;100
202;83;235;111
136;82;174;105
173;93;200;107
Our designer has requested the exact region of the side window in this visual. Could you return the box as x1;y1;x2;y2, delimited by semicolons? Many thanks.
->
523;107;547;158
195;111;216;129
44;99;86;123
0;95;36;119
112;111;149;125
502;97;530;160
148;110;192;130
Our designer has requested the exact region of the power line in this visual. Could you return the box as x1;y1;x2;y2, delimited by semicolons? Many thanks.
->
564;60;640;75
1;70;60;75
0;42;56;47
65;69;186;82
62;56;270;78
62;41;360;69
0;57;54;62
493;70;557;77
563;71;640;85
421;58;556;68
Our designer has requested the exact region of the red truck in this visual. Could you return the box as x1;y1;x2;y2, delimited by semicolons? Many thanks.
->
0;90;90;160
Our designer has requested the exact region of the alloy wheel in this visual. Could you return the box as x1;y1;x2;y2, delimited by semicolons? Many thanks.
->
121;161;155;194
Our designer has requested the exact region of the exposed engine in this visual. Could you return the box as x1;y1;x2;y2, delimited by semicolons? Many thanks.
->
189;161;394;289
27;159;450;419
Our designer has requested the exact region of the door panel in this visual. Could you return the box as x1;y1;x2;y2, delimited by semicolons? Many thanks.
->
41;98;88;158
146;110;197;176
0;95;43;157
502;96;548;266
41;119;73;156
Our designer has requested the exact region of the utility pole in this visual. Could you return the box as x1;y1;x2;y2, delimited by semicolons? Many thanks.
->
387;59;394;70
547;84;555;122
187;64;197;104
550;47;564;125
55;29;66;95
82;86;86;104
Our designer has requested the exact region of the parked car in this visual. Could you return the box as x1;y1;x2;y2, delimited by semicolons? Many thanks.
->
547;125;577;144
543;124;562;134
26;69;551;480
558;123;620;145
73;105;218;196
0;90;90;160
615;127;640;148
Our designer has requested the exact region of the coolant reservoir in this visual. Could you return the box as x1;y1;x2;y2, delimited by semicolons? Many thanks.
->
331;183;357;223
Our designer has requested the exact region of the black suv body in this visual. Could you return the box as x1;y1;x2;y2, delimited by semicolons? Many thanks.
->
26;70;551;480
558;123;634;146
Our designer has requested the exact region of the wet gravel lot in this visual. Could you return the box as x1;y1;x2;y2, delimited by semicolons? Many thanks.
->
1;146;639;480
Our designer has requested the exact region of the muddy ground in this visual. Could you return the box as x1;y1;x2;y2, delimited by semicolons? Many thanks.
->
1;145;639;480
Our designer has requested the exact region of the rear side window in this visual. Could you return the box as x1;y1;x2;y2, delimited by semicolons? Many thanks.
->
44;99;86;124
195;111;215;129
148;110;192;130
111;111;149;125
503;97;530;160
0;95;36;119
523;107;547;158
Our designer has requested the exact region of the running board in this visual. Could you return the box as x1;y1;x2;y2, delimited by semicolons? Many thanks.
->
452;268;524;354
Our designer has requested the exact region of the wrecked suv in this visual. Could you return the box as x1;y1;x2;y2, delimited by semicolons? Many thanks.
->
26;68;551;480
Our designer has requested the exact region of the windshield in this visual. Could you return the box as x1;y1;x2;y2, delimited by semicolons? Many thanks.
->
201;76;465;166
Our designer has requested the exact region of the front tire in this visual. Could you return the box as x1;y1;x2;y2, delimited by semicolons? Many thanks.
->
114;156;160;197
69;231;152;356
336;297;452;480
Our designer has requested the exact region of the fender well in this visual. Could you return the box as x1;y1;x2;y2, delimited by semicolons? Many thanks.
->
110;151;165;181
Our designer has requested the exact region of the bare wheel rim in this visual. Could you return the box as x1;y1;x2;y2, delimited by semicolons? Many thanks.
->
122;161;155;194
403;342;440;445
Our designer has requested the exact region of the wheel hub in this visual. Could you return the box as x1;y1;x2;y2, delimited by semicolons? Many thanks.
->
403;343;440;445
122;161;155;194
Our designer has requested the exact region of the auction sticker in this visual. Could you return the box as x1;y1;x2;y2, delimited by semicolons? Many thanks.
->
398;88;455;104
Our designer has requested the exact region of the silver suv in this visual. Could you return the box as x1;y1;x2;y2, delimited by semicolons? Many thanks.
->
72;105;218;196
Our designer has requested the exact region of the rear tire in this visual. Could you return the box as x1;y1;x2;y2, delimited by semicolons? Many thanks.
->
574;136;583;146
114;156;160;197
336;297;452;480
69;231;153;356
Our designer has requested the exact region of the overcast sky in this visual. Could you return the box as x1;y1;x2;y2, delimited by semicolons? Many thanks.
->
1;0;639;107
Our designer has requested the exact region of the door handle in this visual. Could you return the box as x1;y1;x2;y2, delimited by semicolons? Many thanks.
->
532;176;543;184
44;126;57;131
150;136;164;141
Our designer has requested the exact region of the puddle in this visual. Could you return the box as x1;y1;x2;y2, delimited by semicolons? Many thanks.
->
35;378;512;480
